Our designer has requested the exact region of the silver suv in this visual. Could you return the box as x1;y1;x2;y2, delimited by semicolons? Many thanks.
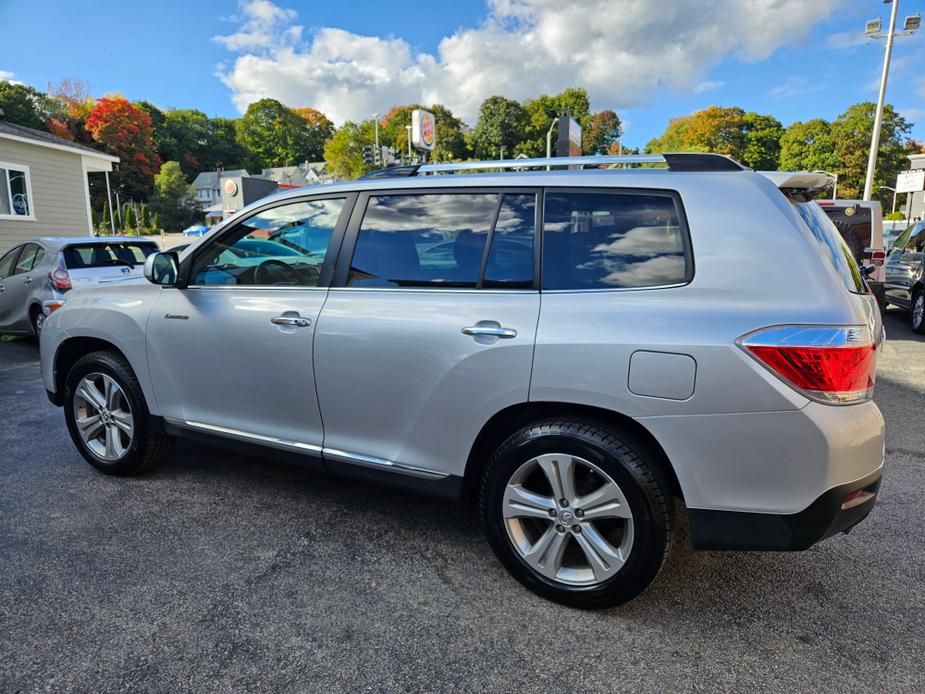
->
39;154;885;607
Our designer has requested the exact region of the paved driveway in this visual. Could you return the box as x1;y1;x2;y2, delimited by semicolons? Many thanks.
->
1;311;923;692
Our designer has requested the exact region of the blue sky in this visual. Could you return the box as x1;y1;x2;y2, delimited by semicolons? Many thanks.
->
1;0;923;148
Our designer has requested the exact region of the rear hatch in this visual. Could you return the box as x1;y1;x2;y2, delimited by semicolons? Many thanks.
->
61;241;158;287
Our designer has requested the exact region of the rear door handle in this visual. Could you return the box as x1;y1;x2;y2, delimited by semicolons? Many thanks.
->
462;324;517;339
271;315;311;328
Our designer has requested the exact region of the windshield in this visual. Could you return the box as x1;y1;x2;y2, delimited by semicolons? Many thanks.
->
795;202;866;294
63;243;157;269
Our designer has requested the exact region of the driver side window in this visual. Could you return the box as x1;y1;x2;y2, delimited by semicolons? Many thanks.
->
190;198;346;287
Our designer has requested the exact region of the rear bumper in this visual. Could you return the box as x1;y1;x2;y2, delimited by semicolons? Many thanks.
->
688;467;882;550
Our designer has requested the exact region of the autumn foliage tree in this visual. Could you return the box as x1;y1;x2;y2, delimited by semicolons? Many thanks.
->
86;96;160;195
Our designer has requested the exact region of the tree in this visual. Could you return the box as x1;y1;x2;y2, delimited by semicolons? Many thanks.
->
100;200;112;234
152;212;160;232
780;119;837;173
85;96;160;196
471;96;528;159
830;102;911;204
46;79;94;143
205;117;255;171
323;120;376;180
741;112;783;170
124;205;136;232
645;106;747;160
585;110;623;155
378;103;469;162
520;88;593;157
0;81;56;130
236;99;332;168
149;161;198;232
140;204;151;231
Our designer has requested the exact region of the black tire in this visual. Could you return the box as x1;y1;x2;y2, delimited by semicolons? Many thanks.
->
480;419;673;608
63;350;173;475
912;288;925;335
30;306;44;337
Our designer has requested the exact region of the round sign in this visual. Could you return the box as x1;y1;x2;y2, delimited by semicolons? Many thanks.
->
224;179;238;196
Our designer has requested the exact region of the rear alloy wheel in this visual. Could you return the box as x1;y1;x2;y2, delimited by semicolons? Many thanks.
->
31;310;45;337
64;351;173;475
503;454;634;586
480;420;673;608
912;290;925;335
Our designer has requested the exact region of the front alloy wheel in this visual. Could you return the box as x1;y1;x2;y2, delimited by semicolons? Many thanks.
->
912;291;925;334
73;372;134;461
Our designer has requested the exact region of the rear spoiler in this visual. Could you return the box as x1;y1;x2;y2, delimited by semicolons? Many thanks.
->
759;171;835;203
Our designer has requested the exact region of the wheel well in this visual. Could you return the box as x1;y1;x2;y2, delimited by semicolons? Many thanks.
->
28;302;42;320
53;337;129;397
463;401;683;501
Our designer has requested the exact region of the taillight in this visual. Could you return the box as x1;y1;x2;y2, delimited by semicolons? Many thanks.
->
871;250;885;267
49;268;71;291
738;325;877;405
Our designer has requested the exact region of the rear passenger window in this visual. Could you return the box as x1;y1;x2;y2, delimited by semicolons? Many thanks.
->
349;192;535;288
795;202;865;294
542;191;689;290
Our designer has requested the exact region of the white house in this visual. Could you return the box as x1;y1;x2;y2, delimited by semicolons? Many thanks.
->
0;120;119;256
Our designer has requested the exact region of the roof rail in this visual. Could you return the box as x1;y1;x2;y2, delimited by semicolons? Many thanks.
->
358;153;745;179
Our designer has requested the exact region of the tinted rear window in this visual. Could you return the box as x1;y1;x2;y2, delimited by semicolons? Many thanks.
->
63;243;157;269
542;191;689;290
795;202;865;294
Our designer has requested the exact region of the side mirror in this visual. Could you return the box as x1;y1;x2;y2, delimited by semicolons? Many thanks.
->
861;264;877;278
144;251;180;287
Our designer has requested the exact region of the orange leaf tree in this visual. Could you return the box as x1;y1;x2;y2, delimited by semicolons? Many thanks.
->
86;96;160;195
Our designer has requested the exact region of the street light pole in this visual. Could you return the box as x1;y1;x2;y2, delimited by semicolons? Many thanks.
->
405;125;412;160
546;118;557;171
880;186;898;214
863;0;900;201
372;113;380;165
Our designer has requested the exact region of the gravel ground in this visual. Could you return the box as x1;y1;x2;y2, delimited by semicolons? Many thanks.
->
0;310;923;693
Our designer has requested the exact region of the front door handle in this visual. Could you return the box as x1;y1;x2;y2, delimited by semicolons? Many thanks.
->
271;315;311;328
462;324;517;339
23;276;32;285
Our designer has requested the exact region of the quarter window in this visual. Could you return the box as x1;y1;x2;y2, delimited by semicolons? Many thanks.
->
542;191;689;290
13;243;43;273
191;198;345;286
348;192;535;289
0;163;33;219
0;247;19;279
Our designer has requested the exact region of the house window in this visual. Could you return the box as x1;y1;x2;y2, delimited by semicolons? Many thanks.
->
0;162;34;220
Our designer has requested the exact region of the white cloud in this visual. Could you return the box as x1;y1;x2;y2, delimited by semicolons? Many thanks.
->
769;75;824;99
0;70;22;85
215;0;842;124
826;31;868;50
694;80;725;94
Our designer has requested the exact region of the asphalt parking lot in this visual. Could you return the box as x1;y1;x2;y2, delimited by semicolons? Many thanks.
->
1;311;923;693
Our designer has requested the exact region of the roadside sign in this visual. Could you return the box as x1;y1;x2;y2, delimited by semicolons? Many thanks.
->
896;169;925;194
411;109;436;151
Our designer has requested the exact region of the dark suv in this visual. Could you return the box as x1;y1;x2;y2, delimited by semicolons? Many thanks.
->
885;221;925;332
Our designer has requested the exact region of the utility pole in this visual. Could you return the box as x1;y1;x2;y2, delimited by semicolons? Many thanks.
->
863;0;900;201
546;118;557;171
372;113;380;166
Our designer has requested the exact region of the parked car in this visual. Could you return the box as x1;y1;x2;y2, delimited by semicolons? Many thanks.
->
817;200;886;311
39;154;885;608
0;237;157;336
884;220;925;332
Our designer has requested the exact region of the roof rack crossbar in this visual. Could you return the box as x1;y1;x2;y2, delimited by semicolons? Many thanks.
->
358;152;745;179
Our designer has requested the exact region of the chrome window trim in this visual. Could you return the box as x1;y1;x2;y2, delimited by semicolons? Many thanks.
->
326;286;538;295
184;285;329;292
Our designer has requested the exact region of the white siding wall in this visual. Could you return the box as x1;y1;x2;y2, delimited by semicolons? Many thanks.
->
0;139;91;255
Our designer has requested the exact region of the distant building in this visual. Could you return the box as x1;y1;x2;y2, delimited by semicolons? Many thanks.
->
0;120;119;256
191;168;249;209
259;161;335;187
